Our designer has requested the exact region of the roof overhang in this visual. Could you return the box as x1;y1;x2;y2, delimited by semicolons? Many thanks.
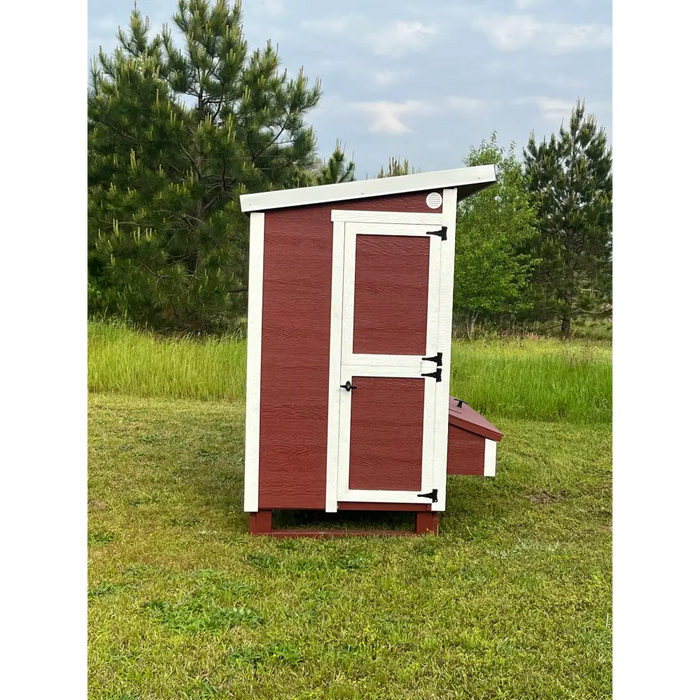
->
239;164;497;213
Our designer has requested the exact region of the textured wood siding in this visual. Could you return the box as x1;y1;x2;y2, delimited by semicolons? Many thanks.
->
348;377;425;491
258;192;438;510
446;425;485;476
353;235;430;355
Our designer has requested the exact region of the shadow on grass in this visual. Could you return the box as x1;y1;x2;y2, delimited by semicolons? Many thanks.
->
272;509;415;533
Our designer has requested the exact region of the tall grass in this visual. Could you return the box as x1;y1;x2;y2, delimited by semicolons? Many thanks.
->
88;322;247;402
450;340;611;424
88;322;611;423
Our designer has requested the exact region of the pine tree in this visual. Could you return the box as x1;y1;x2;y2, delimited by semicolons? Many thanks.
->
88;0;322;332
376;157;417;178
316;140;356;184
454;133;539;339
523;100;612;337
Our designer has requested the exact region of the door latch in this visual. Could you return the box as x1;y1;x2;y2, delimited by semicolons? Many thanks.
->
417;488;438;502
422;352;443;366
421;368;442;382
426;226;447;241
340;381;357;392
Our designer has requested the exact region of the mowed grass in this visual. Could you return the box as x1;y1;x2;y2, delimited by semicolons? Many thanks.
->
89;394;611;700
88;322;611;424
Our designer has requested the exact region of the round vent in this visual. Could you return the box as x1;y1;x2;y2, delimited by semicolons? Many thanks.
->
426;192;442;209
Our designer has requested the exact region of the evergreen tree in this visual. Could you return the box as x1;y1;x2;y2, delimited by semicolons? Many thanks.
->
523;100;612;337
88;0;322;332
376;157;417;178
454;133;539;339
315;140;356;184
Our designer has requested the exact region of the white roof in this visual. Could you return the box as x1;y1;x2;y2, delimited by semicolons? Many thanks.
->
239;164;497;213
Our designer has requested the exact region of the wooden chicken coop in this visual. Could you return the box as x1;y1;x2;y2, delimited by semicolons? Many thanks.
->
240;166;503;536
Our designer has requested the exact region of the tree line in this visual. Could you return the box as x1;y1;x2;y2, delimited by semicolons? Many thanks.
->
88;0;612;339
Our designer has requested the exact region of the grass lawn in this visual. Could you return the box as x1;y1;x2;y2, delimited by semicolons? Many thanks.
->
88;325;612;699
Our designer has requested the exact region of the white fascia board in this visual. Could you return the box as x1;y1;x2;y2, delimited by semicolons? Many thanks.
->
239;165;497;213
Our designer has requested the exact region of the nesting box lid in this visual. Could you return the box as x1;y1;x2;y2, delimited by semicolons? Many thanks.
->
449;397;503;442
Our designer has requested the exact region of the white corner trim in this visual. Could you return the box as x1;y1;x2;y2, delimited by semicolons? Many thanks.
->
331;210;444;225
243;212;265;512
484;439;497;477
240;165;497;213
431;188;458;512
324;220;346;513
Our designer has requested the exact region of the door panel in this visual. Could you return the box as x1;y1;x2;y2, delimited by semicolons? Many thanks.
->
348;377;425;491
333;221;442;505
352;235;430;355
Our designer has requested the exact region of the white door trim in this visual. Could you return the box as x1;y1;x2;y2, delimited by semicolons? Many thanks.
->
431;188;458;511
324;220;346;513
243;212;265;513
326;218;447;510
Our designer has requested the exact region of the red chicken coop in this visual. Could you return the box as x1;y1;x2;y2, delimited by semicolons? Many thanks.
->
240;166;503;536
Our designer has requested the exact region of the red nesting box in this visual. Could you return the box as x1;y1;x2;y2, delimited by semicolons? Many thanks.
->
240;167;502;536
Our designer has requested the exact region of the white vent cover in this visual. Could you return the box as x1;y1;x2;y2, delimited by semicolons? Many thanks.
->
426;192;442;209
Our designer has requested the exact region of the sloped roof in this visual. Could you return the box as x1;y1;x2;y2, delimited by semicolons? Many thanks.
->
240;165;497;213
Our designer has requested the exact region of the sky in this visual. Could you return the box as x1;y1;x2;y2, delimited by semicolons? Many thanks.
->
88;0;612;178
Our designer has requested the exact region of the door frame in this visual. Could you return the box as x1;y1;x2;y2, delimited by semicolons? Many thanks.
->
337;221;441;505
324;190;458;513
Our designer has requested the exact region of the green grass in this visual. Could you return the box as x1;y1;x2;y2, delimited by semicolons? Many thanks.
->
89;390;611;699
88;322;611;424
88;321;247;403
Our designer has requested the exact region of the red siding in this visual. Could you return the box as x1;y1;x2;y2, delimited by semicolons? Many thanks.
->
337;502;430;511
353;235;430;355
258;192;438;510
446;425;485;476
348;377;425;491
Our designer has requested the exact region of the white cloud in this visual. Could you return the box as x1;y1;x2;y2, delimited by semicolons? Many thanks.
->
354;97;485;134
513;97;611;124
514;0;545;9
301;17;437;57
473;14;541;50
354;100;436;134
370;21;437;57
472;13;611;52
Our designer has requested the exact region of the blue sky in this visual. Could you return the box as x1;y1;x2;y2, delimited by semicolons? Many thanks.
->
88;0;612;177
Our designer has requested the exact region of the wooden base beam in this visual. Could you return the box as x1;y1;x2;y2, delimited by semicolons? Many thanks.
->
415;511;439;535
248;510;272;534
248;510;440;537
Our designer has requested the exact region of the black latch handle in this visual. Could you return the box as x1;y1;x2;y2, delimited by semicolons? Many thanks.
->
426;226;447;241
422;352;443;366
341;381;357;392
418;488;438;502
421;368;442;382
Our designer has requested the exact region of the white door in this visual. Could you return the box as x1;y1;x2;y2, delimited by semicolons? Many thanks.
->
325;203;457;513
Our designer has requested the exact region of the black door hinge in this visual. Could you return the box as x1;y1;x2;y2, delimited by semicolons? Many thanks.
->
426;226;447;241
421;368;442;382
417;488;438;502
422;352;443;366
340;381;357;392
